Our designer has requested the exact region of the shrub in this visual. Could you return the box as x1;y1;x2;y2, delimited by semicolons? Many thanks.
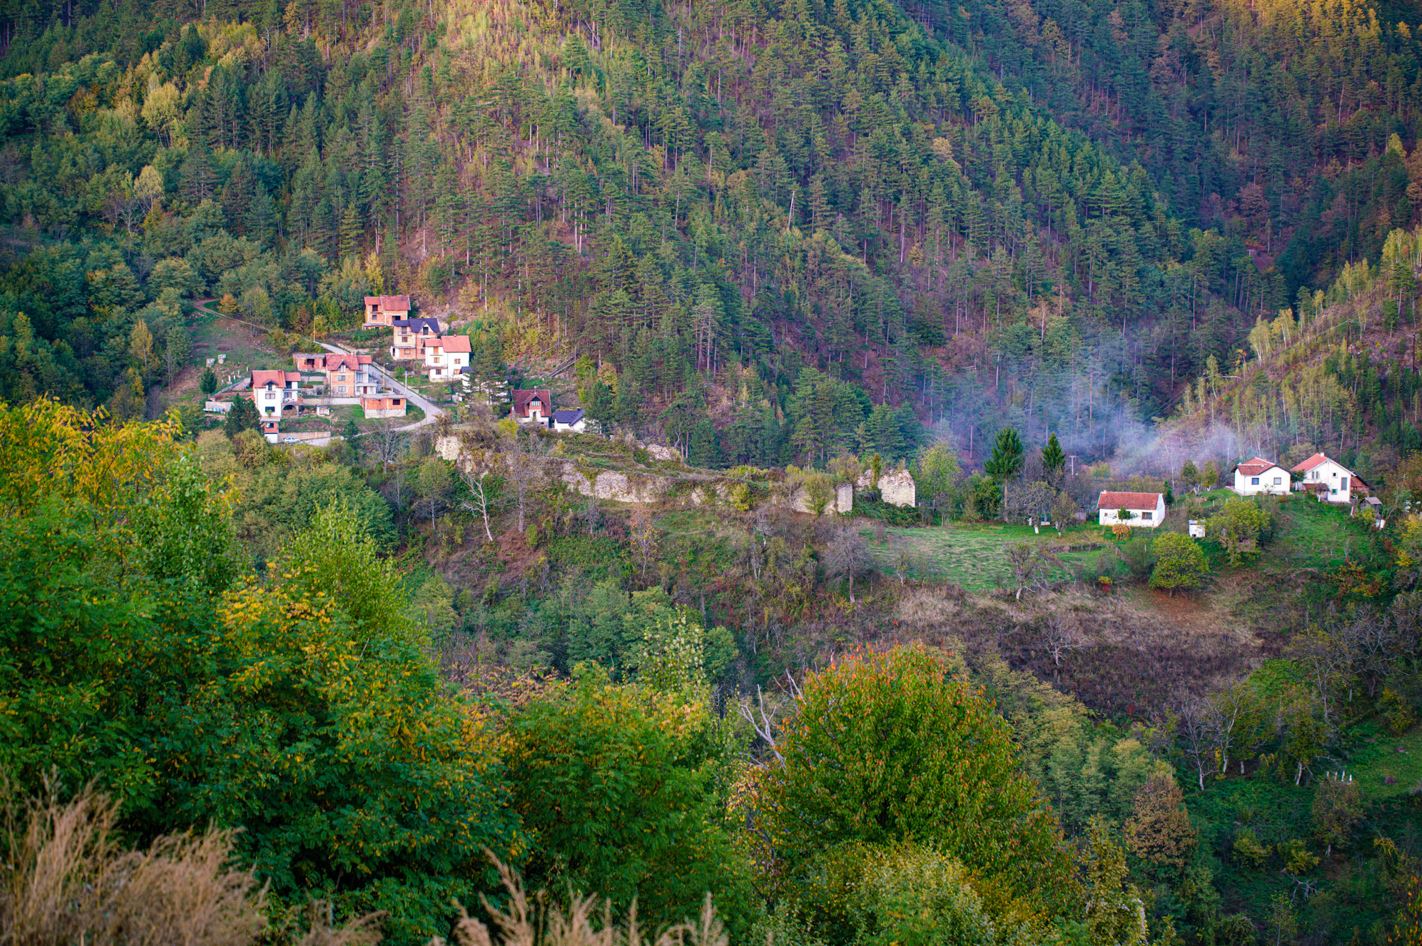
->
1232;829;1270;869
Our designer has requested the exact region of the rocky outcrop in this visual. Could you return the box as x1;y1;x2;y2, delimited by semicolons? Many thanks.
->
878;468;916;508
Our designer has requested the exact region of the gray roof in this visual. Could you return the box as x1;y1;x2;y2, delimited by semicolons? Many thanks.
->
552;408;585;424
392;317;440;332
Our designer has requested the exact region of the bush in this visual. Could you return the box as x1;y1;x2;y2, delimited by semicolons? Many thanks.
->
1232;828;1270;869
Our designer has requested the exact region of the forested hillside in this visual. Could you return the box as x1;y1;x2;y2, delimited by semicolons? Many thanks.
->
1168;223;1422;479
0;0;1313;462
5;2;1422;946
913;0;1422;290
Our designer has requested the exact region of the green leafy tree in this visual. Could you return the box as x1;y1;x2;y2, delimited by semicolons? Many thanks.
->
754;646;1075;917
507;673;756;937
1149;532;1208;593
914;444;962;520
1206;498;1272;565
199;366;218;397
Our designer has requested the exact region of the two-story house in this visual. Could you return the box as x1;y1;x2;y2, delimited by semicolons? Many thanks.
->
250;369;302;427
363;294;411;327
390;317;442;361
1292;453;1368;505
423;334;471;381
512;388;553;426
294;352;380;397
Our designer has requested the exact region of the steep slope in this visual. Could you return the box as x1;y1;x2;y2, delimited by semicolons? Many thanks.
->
0;0;1283;464
906;0;1422;292
1163;225;1422;479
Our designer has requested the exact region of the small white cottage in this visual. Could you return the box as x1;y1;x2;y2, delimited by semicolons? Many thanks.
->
1098;491;1166;529
1232;457;1290;496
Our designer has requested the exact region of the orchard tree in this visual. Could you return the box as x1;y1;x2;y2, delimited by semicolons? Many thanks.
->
1150;532;1208;593
914;443;961;521
1206;498;1272;565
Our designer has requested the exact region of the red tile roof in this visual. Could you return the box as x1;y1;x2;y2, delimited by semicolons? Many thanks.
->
252;369;301;387
434;335;471;353
319;352;371;372
364;294;411;310
1291;452;1331;474
1098;491;1164;510
512;388;552;416
1236;457;1282;476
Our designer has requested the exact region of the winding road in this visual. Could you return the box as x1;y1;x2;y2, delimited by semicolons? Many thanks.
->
191;298;444;437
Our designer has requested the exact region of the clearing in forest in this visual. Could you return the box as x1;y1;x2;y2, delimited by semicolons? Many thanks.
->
861;522;1114;591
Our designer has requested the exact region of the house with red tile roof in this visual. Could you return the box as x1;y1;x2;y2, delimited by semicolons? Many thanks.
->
512;388;553;427
363;294;411;326
1232;457;1290;496
423;334;471;381
1097;490;1166;529
250;369;302;425
1291;453;1367;505
294;352;379;397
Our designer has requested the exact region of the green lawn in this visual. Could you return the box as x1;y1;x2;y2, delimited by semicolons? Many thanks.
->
860;522;1120;591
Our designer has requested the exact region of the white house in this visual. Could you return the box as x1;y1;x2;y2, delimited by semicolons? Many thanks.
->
1097;490;1166;529
423;334;471;381
551;408;587;433
1232;457;1290;496
250;369;301;420
1291;453;1367;505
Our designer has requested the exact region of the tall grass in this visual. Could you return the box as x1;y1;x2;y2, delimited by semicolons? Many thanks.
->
438;860;729;946
0;786;378;946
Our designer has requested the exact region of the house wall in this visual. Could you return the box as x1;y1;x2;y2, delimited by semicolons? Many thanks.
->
1233;467;1289;496
1098;502;1164;528
1301;460;1353;503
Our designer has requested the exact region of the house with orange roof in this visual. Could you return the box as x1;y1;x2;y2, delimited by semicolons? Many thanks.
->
1232;457;1290;496
1291;453;1367;505
423;334;471;381
1097;490;1166;529
294;352;379;397
363;294;411;326
250;369;302;425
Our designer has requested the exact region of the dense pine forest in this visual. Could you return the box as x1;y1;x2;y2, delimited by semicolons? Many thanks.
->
3;0;1422;945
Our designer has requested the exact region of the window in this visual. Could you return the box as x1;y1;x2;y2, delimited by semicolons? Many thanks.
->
1251;477;1260;485
1142;511;1153;521
1272;476;1282;485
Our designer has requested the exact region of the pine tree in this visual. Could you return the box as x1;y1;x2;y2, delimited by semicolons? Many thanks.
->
1041;431;1066;485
